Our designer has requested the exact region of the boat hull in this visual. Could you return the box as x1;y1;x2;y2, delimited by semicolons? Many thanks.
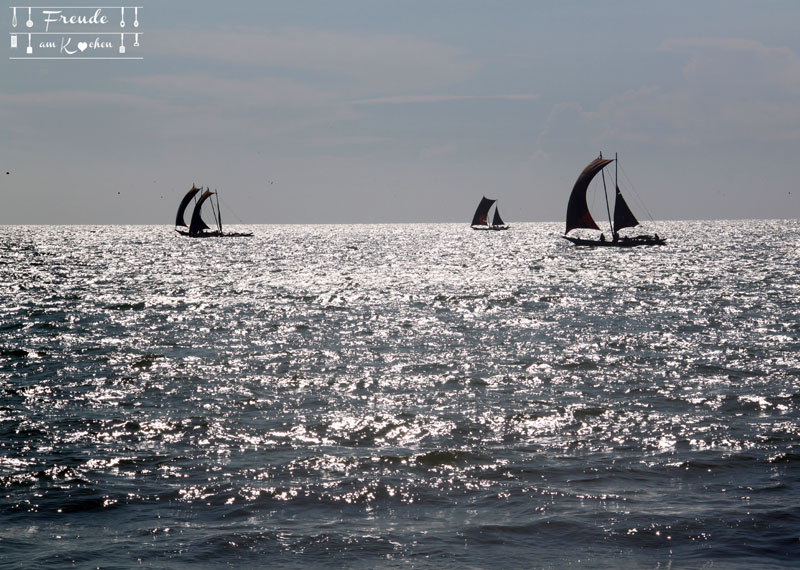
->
471;225;510;231
562;235;665;247
176;230;253;238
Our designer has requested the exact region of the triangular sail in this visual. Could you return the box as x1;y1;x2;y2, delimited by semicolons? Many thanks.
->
613;185;639;232
492;206;505;227
189;189;214;235
175;185;202;227
471;196;496;226
565;157;613;234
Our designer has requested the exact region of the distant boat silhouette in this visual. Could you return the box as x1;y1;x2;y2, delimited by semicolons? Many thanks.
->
470;196;509;230
175;185;253;238
563;153;664;247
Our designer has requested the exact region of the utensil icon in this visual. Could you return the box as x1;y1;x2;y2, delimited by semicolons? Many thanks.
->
120;7;125;28
12;7;17;27
134;7;139;27
119;33;125;54
27;33;32;54
133;33;139;47
11;34;17;48
26;7;33;28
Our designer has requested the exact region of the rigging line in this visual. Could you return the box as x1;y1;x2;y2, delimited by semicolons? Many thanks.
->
217;193;246;224
208;191;224;232
618;162;656;223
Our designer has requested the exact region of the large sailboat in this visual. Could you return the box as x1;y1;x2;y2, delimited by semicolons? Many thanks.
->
175;185;253;238
470;196;510;230
563;154;664;247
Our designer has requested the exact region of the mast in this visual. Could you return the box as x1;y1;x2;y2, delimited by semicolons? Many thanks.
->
599;152;613;235
615;152;618;236
215;189;223;232
208;188;218;232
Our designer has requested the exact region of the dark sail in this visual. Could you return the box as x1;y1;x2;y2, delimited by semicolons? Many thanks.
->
189;189;215;235
492;206;506;227
471;196;496;226
565;157;613;234
175;185;202;227
613;185;639;232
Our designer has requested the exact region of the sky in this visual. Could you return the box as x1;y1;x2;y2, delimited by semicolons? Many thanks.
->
2;0;799;225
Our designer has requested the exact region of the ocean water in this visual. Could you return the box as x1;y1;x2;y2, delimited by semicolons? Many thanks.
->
1;220;799;568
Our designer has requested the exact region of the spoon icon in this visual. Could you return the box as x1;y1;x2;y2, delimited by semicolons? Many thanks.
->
120;7;125;28
26;7;33;28
134;7;139;28
12;7;17;27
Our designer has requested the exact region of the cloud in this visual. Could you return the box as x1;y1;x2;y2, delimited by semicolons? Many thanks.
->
581;38;800;146
535;102;606;153
310;136;392;146
0;26;490;164
125;73;336;109
149;27;479;93
661;38;800;95
115;73;365;141
0;89;183;150
419;143;459;159
351;94;539;105
0;90;171;111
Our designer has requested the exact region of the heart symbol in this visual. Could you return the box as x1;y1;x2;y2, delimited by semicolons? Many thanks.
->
78;41;88;52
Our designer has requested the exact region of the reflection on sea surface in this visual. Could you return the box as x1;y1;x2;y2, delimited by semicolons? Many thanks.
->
1;220;798;567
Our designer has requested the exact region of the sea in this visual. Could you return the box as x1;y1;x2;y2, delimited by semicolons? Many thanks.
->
1;220;799;568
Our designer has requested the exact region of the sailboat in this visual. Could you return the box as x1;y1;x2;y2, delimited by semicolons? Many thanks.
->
470;196;510;230
563;153;664;247
175;185;253;238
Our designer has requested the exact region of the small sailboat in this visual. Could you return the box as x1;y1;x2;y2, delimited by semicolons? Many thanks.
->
470;196;510;230
175;185;253;238
563;153;664;247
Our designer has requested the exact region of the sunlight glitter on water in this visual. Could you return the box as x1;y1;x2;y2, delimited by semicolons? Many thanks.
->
1;221;799;567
